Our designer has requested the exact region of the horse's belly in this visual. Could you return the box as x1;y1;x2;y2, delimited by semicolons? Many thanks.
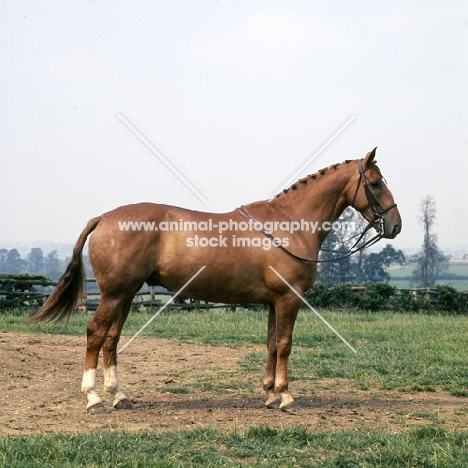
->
155;249;271;304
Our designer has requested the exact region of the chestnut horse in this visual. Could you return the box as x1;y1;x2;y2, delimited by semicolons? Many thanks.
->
30;148;401;413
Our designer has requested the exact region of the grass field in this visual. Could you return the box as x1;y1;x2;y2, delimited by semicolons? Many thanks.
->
1;306;468;466
2;426;467;467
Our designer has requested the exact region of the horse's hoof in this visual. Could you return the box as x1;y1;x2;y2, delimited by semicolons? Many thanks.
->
87;402;110;414
114;398;134;410
280;401;302;413
265;397;281;410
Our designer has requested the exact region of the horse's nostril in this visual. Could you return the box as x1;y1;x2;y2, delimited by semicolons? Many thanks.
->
392;224;401;236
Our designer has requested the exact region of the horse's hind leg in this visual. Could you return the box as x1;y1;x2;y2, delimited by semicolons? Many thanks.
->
101;296;134;410
81;293;134;414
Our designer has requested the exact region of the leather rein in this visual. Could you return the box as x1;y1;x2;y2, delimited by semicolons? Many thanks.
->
237;158;398;263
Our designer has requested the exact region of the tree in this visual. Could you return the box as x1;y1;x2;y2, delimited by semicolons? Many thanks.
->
0;249;8;271
317;208;357;285
351;212;376;283
412;195;449;287
43;251;63;280
359;244;406;282
27;248;44;274
3;249;26;273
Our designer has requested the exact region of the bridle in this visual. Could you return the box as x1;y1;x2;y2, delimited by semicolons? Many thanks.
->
351;158;397;238
330;158;399;257
237;158;398;263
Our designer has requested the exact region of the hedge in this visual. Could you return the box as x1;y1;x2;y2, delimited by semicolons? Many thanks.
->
304;282;468;313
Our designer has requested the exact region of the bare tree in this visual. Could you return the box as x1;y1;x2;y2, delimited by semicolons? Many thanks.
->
412;195;448;287
317;207;356;285
317;207;405;285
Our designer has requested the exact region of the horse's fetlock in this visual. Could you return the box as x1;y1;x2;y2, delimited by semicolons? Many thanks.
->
262;379;275;392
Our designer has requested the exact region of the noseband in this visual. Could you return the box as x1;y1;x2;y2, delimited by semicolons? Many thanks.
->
237;158;398;263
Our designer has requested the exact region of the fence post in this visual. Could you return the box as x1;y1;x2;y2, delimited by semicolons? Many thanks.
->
149;286;155;312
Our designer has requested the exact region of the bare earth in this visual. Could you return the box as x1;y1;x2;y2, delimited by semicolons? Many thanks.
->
1;331;467;436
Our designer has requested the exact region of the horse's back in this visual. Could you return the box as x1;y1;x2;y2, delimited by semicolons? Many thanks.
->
86;202;275;302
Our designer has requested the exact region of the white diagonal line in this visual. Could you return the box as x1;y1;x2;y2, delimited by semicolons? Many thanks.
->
118;266;206;354
268;266;357;353
269;115;356;202
118;114;207;203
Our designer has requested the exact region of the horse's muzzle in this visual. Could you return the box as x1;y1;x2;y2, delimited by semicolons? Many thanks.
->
386;222;401;239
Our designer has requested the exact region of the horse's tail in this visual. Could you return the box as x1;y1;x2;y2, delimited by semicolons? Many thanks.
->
29;215;102;323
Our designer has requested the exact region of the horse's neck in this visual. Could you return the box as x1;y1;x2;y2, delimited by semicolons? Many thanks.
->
263;165;354;224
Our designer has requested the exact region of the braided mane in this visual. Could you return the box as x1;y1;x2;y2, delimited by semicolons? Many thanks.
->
275;159;353;198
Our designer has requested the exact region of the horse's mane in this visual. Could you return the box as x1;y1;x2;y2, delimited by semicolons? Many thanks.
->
275;159;353;198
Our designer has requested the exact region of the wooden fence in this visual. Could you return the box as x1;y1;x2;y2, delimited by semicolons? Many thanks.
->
0;276;466;311
0;277;235;311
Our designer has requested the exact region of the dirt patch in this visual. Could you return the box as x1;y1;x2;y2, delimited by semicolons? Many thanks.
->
1;331;467;435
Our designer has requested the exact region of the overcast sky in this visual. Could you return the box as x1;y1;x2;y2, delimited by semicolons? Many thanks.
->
1;1;467;256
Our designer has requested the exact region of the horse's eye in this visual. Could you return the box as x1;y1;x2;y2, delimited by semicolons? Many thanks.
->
369;180;381;190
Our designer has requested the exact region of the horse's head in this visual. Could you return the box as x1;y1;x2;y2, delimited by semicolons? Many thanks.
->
350;148;402;239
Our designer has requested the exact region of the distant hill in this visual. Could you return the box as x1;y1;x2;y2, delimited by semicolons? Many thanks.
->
388;261;468;290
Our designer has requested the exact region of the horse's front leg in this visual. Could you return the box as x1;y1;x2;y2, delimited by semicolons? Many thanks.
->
263;303;281;409
273;293;302;413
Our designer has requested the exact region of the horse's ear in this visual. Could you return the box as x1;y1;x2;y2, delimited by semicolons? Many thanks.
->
364;147;377;167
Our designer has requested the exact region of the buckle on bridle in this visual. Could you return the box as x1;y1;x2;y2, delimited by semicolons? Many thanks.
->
374;214;385;236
